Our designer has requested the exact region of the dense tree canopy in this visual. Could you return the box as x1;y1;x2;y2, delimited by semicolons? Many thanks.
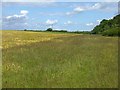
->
91;14;120;36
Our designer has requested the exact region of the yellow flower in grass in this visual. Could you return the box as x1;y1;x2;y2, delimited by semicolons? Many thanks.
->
0;46;2;49
4;62;23;73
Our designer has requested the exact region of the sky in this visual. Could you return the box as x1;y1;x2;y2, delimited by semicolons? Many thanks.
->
1;2;119;31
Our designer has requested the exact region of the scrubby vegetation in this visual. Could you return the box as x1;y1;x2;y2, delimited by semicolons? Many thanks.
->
91;14;120;36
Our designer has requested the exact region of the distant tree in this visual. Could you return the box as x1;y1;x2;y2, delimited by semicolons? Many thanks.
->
46;28;53;31
24;29;27;31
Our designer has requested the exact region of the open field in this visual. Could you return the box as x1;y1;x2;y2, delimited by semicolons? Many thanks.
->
2;30;118;88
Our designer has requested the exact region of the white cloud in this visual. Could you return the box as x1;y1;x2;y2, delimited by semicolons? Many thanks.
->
96;16;114;25
74;7;85;12
46;19;58;25
86;17;114;27
97;19;102;23
86;23;94;26
24;23;28;26
66;12;72;15
45;19;58;29
64;21;73;25
20;10;29;15
66;2;116;15
66;7;84;15
90;3;102;10
4;15;26;24
3;10;29;29
107;16;114;20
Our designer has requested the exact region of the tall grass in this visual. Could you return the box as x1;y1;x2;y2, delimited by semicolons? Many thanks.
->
2;31;118;88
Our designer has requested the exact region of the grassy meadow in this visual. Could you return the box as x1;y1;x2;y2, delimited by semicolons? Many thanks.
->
2;30;118;88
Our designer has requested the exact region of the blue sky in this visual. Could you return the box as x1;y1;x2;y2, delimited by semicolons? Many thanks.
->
2;2;118;31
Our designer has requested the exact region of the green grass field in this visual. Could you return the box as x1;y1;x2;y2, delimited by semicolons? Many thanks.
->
2;30;118;88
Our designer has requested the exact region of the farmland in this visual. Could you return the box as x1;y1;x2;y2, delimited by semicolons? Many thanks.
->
2;30;118;88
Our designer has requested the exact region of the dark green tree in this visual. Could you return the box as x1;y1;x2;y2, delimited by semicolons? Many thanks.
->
46;28;53;31
24;29;27;31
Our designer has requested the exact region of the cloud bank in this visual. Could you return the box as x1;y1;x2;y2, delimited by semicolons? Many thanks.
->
2;10;29;30
66;2;117;15
46;19;58;25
